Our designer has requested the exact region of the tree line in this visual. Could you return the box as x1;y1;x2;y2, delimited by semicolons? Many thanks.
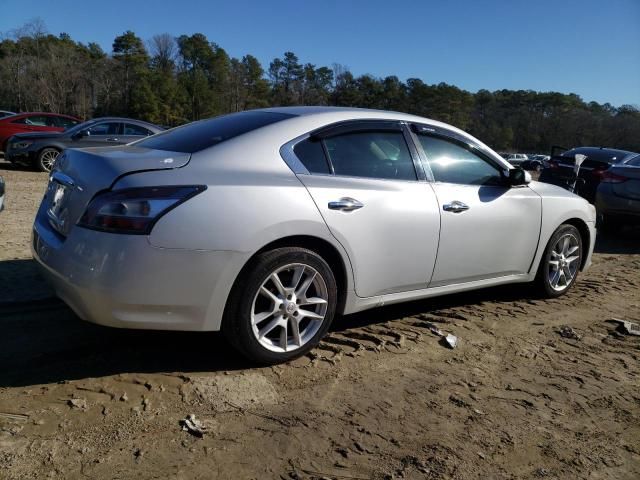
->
1;21;639;153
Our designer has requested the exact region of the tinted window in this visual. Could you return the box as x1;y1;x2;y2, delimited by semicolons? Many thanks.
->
324;131;416;181
13;115;48;126
136;111;294;153
88;122;120;135
418;135;502;186
627;155;640;167
56;117;79;129
124;123;152;136
294;138;330;174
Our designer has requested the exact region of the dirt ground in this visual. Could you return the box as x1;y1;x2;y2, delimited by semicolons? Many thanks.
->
1;160;639;480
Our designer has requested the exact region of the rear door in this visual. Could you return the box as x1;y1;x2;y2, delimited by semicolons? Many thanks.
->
412;126;542;286
290;121;441;297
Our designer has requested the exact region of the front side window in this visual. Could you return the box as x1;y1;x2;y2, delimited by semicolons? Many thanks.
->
324;131;416;181
88;122;120;136
56;117;79;129
123;123;152;136
418;135;503;186
627;155;640;167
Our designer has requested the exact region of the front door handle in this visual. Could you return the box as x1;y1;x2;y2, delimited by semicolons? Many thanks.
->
328;197;364;212
106;137;119;142
443;200;469;213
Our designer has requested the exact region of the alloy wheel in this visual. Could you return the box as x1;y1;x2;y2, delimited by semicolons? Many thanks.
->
40;149;59;172
250;263;328;353
547;233;580;292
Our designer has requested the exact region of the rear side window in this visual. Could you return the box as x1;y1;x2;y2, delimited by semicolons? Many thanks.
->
136;111;295;153
324;131;416;181
628;155;640;167
124;123;152;136
13;115;48;126
294;138;330;174
56;117;79;129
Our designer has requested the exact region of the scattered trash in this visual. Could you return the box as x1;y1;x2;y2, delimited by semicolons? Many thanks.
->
423;321;458;349
608;318;640;336
444;334;458;349
558;325;581;340
180;414;207;437
142;397;151;412
120;392;128;402
67;398;87;410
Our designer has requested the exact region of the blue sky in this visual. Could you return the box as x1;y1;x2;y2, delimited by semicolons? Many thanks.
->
1;0;639;106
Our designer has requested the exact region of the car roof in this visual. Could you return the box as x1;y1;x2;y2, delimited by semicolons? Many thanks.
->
564;146;639;162
5;112;79;118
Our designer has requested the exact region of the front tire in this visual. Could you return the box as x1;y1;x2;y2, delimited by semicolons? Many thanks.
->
37;148;60;172
535;224;583;298
223;247;337;364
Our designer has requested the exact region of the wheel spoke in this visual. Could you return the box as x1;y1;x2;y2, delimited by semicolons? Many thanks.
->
290;266;305;292
297;308;324;321
258;316;282;339
548;260;560;270
259;286;280;303
561;236;570;255
567;245;579;255
565;255;580;264
279;323;288;351
300;297;327;306
253;310;274;325
269;272;286;296
563;267;573;282
289;318;302;346
550;270;561;288
295;271;316;298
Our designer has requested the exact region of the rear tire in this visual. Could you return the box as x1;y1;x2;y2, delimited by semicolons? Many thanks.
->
222;247;337;364
37;148;60;172
535;224;583;298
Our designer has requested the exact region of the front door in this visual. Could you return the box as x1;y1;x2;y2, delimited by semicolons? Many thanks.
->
413;129;542;286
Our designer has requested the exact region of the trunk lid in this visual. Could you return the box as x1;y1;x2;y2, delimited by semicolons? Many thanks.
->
609;166;640;201
46;145;190;236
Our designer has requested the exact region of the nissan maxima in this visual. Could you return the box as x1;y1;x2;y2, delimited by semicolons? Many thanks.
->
32;107;596;364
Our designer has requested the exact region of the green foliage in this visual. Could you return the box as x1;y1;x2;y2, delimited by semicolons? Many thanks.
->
0;21;638;153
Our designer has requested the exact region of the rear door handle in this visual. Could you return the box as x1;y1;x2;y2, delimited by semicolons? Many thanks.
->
106;137;119;142
328;197;364;212
443;201;469;213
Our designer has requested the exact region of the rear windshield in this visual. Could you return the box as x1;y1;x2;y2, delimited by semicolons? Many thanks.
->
136;111;295;153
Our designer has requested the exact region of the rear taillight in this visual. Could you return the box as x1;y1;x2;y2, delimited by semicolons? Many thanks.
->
598;171;629;184
548;160;559;169
78;185;206;234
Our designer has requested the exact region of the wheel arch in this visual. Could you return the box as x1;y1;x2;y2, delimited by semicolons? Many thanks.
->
562;217;591;271
230;235;352;317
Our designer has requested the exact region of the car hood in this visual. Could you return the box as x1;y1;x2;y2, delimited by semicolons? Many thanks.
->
10;131;64;141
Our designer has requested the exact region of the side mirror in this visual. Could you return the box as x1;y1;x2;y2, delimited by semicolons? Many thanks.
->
508;167;530;186
74;129;89;139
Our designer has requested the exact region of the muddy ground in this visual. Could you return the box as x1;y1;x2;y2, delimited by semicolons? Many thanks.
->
0;160;639;479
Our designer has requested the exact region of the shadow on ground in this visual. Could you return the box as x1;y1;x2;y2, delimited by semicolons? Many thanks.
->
0;226;637;388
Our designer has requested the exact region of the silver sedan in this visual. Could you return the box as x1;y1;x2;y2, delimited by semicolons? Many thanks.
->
32;107;597;363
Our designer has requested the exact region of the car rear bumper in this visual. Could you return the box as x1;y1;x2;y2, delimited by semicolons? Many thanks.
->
595;185;640;222
32;208;247;332
5;149;35;165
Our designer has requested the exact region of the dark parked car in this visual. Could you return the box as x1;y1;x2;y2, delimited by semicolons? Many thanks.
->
522;154;549;172
539;146;639;203
5;117;164;172
0;112;80;152
595;154;640;231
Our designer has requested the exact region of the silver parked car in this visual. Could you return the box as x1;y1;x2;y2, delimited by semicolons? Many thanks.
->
595;153;640;231
32;107;596;363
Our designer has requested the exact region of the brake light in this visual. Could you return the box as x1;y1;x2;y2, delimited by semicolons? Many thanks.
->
78;185;206;234
598;171;628;184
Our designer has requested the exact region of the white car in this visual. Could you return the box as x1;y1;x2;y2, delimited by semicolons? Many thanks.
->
32;107;596;363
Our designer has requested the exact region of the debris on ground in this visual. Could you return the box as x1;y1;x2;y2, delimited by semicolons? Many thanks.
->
608;318;640;336
558;325;581;340
180;414;207;437
67;398;87;410
423;322;458;349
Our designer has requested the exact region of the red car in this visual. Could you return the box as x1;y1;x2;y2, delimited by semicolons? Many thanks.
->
0;112;81;152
